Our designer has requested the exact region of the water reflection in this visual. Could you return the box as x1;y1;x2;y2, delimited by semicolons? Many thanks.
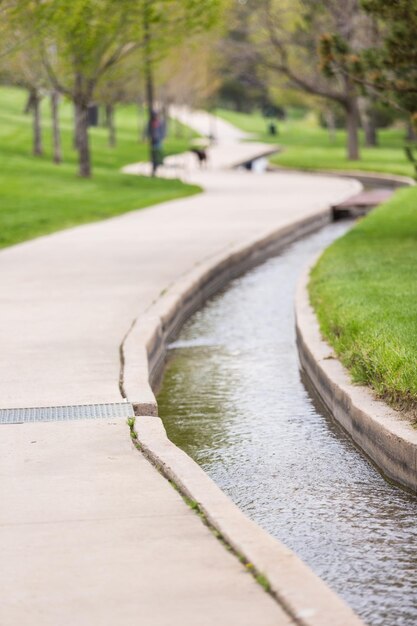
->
158;222;417;626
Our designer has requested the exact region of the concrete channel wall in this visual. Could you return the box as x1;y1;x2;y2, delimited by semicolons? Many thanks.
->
122;206;367;626
294;172;417;495
295;259;417;495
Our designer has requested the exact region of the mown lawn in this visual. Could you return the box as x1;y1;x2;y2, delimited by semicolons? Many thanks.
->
0;86;200;248
309;187;417;417
216;108;414;178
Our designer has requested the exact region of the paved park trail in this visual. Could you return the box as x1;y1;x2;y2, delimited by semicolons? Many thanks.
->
0;111;359;625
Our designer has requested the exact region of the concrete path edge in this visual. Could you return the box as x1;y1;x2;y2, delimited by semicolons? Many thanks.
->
268;166;415;189
134;415;365;626
295;259;417;494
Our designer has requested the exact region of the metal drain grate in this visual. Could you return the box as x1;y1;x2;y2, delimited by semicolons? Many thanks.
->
0;402;134;424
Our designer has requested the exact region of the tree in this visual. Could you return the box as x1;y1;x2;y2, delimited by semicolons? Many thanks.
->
361;0;417;125
7;0;225;177
217;0;271;113
249;0;367;160
0;0;29;58
50;88;62;163
0;3;46;156
1;41;47;156
320;0;417;139
1;2;65;163
23;0;138;177
139;0;224;174
22;0;224;177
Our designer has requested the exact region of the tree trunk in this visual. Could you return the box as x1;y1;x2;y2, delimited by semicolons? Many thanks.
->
137;102;145;142
32;88;43;157
24;90;35;114
75;100;91;178
364;111;378;147
359;97;378;147
345;98;360;161
100;105;107;127
162;103;169;137
105;104;116;147
73;103;81;150
343;74;360;161
406;119;417;142
51;91;62;164
324;108;336;143
144;0;158;176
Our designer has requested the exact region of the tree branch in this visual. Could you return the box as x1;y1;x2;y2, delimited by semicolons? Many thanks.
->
262;57;347;106
40;46;72;98
262;0;348;106
95;41;142;82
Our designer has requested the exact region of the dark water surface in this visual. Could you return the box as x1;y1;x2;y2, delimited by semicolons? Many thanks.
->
157;222;417;626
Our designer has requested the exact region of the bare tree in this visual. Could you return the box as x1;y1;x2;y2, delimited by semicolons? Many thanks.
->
253;0;366;160
50;90;62;163
2;43;46;156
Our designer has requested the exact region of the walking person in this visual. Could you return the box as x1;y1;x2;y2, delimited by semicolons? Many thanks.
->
148;110;166;176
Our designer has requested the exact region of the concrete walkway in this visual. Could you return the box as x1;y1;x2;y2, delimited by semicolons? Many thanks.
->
0;111;359;625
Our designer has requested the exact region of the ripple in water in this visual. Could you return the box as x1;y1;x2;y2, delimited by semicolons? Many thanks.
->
158;222;417;626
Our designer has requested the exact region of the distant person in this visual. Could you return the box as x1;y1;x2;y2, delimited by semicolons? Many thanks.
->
268;121;278;137
148;110;166;176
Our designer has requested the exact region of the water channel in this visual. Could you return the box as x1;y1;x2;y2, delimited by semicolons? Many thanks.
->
157;220;417;626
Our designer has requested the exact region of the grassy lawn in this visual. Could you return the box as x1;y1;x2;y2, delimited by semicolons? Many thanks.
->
0;86;200;248
216;108;414;177
309;187;417;417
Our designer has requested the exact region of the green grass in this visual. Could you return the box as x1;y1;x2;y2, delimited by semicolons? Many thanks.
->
216;108;414;177
0;86;200;248
309;187;417;417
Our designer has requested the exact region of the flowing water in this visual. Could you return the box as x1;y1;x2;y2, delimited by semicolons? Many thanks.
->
157;222;417;626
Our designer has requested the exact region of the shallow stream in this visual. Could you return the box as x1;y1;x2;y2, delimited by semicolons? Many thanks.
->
158;222;417;626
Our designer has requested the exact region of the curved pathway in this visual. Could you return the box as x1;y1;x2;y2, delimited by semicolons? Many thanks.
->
0;112;359;625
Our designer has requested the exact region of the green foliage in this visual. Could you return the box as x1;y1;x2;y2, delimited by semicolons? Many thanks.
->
141;0;225;61
216;0;271;113
319;32;363;81
127;417;137;439
255;573;271;593
9;0;226;86
6;0;227;176
309;187;417;415
361;0;417;120
0;86;200;248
